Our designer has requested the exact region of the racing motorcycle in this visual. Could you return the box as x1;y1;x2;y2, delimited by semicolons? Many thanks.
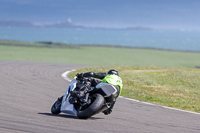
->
51;76;117;119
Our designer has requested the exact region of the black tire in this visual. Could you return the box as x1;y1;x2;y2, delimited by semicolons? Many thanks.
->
51;100;61;114
77;94;104;119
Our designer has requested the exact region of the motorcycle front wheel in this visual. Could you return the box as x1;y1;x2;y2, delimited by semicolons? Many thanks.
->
77;93;104;119
51;100;61;114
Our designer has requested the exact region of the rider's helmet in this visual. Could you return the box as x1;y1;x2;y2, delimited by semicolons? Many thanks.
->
107;69;119;76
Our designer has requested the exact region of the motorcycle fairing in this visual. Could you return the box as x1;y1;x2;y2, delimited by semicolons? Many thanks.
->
96;83;117;97
60;77;78;115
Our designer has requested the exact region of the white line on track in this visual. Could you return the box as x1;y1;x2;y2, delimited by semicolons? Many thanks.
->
61;69;76;82
62;70;200;115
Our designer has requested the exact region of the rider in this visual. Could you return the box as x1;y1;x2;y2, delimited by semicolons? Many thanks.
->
76;69;123;115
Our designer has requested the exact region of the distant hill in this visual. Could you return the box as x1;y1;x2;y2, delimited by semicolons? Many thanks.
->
36;21;85;29
124;26;152;31
0;20;35;27
0;19;152;31
0;20;85;29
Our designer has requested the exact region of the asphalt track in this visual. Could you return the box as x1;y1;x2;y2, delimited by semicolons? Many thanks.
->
0;61;200;133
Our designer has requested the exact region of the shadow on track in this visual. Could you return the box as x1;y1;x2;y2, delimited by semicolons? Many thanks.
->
38;113;104;120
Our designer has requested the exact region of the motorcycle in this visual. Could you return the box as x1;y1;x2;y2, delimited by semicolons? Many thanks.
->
51;76;118;119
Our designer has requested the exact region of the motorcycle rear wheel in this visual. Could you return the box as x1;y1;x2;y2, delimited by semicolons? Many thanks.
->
77;94;104;119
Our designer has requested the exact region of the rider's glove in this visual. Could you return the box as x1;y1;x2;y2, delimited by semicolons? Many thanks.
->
103;108;112;115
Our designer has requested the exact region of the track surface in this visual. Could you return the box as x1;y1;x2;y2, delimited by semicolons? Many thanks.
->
0;61;200;133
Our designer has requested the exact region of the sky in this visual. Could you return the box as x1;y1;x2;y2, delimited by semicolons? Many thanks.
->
1;0;200;29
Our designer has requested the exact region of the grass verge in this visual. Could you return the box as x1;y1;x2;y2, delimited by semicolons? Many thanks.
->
69;66;200;113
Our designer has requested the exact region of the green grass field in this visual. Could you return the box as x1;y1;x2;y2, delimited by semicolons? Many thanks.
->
1;40;200;112
0;40;200;67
